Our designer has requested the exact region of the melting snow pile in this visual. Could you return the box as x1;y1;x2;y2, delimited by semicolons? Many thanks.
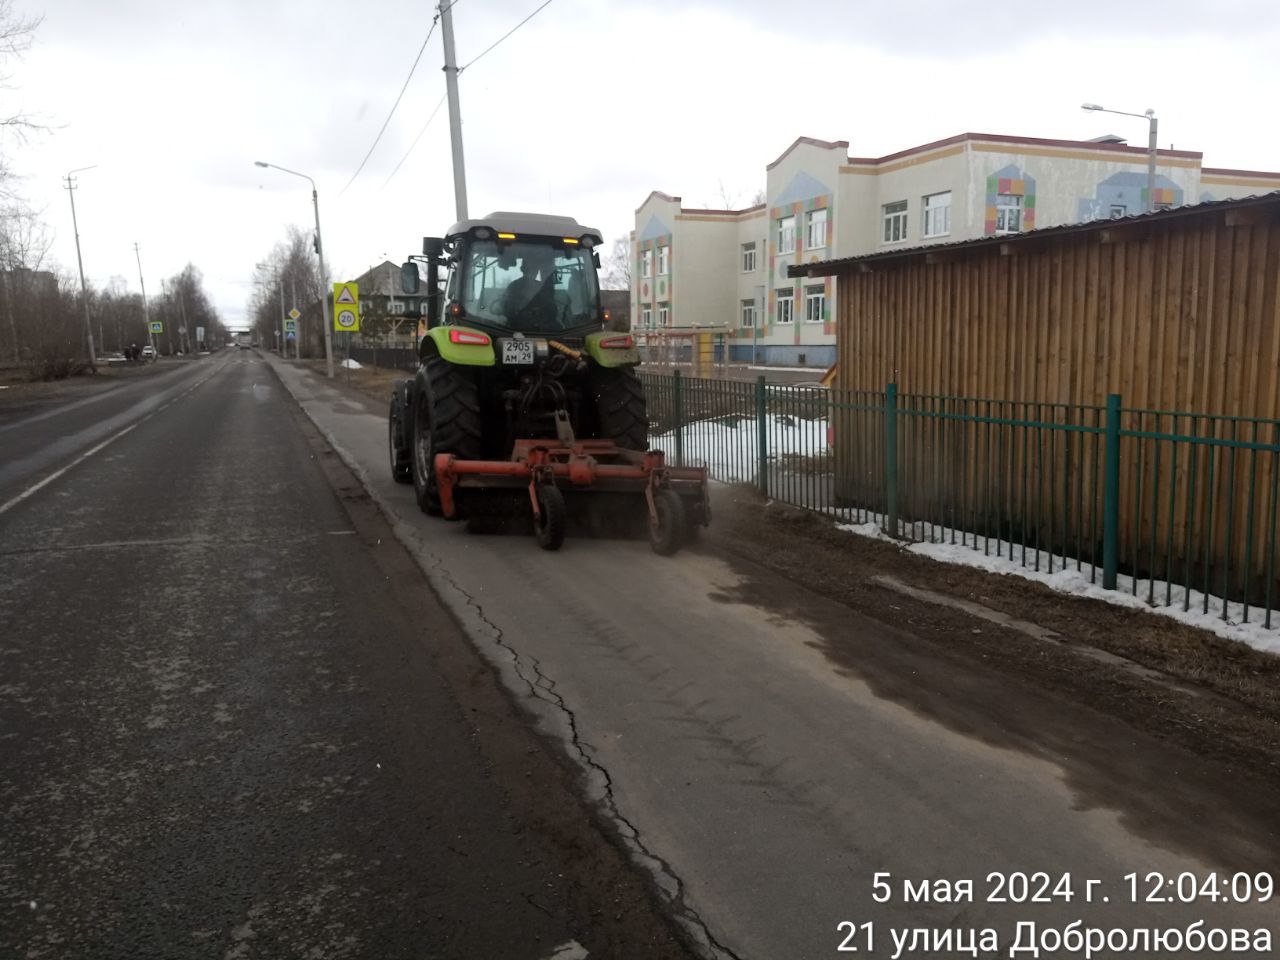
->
651;415;827;482
835;519;1280;656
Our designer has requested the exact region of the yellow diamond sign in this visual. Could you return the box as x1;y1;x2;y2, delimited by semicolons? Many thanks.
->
333;282;360;332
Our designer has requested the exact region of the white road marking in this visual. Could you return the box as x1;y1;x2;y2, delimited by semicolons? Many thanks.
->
0;365;222;518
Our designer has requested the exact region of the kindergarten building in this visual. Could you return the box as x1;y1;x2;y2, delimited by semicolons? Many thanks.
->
632;132;1280;368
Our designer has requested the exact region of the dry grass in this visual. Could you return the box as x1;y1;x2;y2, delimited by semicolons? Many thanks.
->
302;360;408;407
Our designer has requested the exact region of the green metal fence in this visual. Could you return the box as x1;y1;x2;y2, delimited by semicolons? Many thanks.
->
640;371;1280;630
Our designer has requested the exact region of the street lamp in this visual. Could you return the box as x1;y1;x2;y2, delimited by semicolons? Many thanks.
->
1081;102;1158;212
63;165;98;364
254;160;334;377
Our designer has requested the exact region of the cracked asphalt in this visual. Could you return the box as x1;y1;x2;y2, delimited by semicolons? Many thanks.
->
0;351;697;959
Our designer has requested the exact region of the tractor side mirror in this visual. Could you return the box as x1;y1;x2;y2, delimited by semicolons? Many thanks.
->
423;236;445;258
400;261;420;295
592;251;601;269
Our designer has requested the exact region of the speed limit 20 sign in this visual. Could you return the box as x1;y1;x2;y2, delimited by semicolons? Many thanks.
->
332;282;360;333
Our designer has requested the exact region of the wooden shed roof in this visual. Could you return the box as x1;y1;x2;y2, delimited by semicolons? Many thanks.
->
788;191;1280;279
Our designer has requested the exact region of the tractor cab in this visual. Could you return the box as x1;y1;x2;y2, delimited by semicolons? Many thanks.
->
403;212;606;337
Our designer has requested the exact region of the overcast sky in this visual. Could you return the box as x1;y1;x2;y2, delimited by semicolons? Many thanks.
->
11;0;1280;327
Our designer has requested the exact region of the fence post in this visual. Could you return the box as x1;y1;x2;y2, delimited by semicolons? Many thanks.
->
756;375;769;497
672;369;684;468
1102;393;1122;590
885;382;898;535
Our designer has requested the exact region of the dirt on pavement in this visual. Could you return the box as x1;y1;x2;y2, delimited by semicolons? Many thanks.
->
705;491;1280;812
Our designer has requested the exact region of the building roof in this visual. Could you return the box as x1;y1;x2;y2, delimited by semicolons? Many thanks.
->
766;136;850;171
788;191;1280;278
843;130;1203;167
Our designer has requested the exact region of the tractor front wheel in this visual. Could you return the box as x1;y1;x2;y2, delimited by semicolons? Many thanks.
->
533;485;567;551
648;488;685;556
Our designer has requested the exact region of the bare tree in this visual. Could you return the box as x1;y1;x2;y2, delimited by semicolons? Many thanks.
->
0;203;50;362
249;226;326;357
601;235;632;291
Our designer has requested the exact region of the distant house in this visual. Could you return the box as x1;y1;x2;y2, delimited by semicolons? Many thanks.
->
349;261;428;342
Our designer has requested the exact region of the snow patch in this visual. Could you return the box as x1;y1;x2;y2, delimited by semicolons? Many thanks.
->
835;519;1280;656
340;358;362;369
652;415;827;482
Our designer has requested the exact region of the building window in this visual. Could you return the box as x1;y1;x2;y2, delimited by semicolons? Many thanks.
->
658;303;670;327
657;244;669;275
741;242;757;272
806;208;828;250
1109;204;1127;219
882;200;908;243
778;215;796;254
776;289;794;325
641;249;653;278
995;194;1022;235
740;299;756;328
922;192;951;238
641;306;652;328
804;286;825;324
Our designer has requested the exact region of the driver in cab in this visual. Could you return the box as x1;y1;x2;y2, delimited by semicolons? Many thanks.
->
501;250;561;327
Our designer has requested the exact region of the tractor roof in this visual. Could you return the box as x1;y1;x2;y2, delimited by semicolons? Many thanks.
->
446;211;604;245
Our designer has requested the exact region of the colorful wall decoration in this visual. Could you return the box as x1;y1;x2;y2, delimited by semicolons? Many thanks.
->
634;215;672;325
983;164;1037;236
767;171;833;345
1075;172;1185;222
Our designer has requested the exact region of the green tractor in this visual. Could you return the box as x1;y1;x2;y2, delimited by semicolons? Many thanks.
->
388;212;707;554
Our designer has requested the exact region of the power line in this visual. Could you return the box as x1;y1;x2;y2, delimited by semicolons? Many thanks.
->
382;93;448;188
340;17;440;195
458;0;556;74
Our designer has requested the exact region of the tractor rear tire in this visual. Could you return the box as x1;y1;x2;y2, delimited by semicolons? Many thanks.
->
389;391;412;484
533;485;567;551
649;488;685;556
412;357;483;516
591;366;648;451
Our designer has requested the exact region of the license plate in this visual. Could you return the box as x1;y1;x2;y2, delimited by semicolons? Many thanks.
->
501;339;534;365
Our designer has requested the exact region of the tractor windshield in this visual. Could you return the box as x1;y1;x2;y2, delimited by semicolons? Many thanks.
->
459;239;600;332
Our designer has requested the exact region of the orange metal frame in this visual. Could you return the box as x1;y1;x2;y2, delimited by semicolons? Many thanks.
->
434;440;707;521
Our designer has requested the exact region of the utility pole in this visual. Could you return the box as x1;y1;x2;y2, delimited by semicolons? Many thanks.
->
290;275;298;359
134;242;154;356
439;0;468;221
175;277;190;354
278;273;286;359
63;167;97;364
161;278;171;355
1145;109;1158;213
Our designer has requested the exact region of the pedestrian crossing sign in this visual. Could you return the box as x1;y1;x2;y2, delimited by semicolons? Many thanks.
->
148;321;163;334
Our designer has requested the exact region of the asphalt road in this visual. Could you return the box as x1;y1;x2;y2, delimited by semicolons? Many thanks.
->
273;358;1280;959
0;351;696;959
